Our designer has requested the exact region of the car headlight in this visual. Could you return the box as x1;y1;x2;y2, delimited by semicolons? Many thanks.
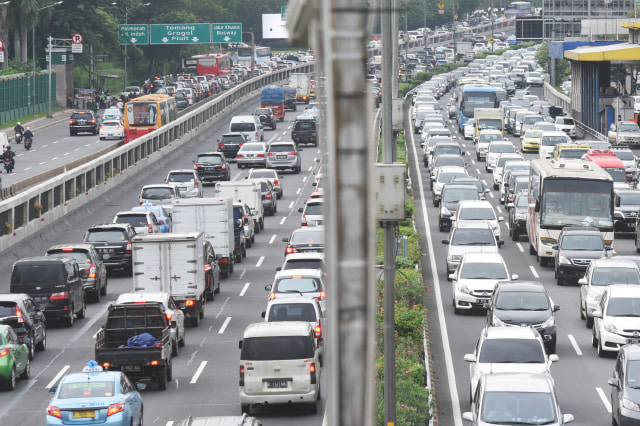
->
622;397;640;412
458;284;471;295
558;255;571;265
604;321;618;334
588;292;602;304
541;316;555;328
447;254;462;262
441;206;451;216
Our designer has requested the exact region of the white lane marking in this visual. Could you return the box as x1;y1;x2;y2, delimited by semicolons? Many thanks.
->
495;206;503;214
64;152;70;156
487;192;494;199
408;124;463;425
516;242;524;253
239;283;250;296
308;165;313;172
52;157;58;161
24;167;32;171
41;144;48;148
74;148;80;151
166;422;174;426
296;187;301;195
303;176;308;183
567;334;583;356
282;131;287;135
256;256;265;267
46;366;70;389
190;361;208;384
529;265;539;279
288;201;295;209
316;149;320;154
596;387;612;413
481;179;487;186
470;159;475;165
239;269;246;280
218;317;231;334
269;234;276;244
39;161;46;165
280;217;286;225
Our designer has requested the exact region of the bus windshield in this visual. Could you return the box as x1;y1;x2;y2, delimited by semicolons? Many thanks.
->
540;179;613;229
126;102;158;126
462;92;496;116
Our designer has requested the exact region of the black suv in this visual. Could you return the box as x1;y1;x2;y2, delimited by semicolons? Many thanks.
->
507;192;528;241
438;184;481;232
45;244;108;302
193;152;231;183
69;110;98;136
553;226;609;285
10;257;85;327
254;108;277;130
614;189;640;233
485;281;559;354
83;223;137;275
0;294;47;359
217;132;247;160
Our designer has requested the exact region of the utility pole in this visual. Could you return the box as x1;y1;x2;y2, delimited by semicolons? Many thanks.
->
321;0;376;423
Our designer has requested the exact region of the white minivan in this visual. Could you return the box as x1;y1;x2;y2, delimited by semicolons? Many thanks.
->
229;115;264;142
239;322;321;415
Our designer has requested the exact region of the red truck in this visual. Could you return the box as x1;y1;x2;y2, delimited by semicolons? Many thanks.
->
260;85;285;122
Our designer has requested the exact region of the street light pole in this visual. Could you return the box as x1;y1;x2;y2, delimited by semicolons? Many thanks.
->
113;2;150;91
47;35;52;118
34;1;63;117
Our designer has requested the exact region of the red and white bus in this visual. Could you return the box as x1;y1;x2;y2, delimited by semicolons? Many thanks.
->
183;54;232;76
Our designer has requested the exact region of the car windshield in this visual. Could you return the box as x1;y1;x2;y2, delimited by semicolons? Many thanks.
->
275;277;322;293
58;381;115;399
458;207;495;220
481;391;556;424
47;251;91;264
542;136;569;146
249;170;277;179
478;339;545;363
620;193;640;205
11;264;65;285
241;336;314;360
619;123;640;133
443;188;478;202
85;230;128;243
270;144;296;153
196;155;223;165
606;297;640;317
141;188;174;200
591;267;640;286
459;262;508;279
523;115;543;124
490;144;515;153
115;215;149;227
525;130;543;139
268;303;318;322
627;360;640;387
561;235;604;250
230;123;256;132
435;157;464;168
451;229;496;245
557;117;574;125
304;203;324;215
434;146;461;156
283;259;323;270
294;120;316;131
616;151;636;161
438;171;468;184
291;230;325;244
603;167;627;183
167;173;194;183
479;134;502;143
515;196;528;207
495;291;550;310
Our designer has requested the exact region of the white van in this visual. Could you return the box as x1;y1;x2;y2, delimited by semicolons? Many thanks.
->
238;322;321;415
229;115;264;142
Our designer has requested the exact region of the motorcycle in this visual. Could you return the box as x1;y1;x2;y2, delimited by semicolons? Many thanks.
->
3;157;14;173
14;132;22;144
24;136;32;150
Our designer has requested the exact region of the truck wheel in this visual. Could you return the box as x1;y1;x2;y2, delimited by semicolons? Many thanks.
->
157;366;167;390
245;236;252;249
205;289;214;302
242;244;247;258
260;219;264;230
166;360;173;381
235;251;242;263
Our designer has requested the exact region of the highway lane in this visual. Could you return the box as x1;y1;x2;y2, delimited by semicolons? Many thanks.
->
0;95;327;425
410;87;634;426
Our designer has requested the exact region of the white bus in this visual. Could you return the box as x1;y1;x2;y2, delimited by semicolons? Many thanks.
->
237;46;272;66
527;159;614;266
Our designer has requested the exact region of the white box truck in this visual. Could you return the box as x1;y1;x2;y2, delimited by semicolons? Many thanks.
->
171;197;238;279
215;181;265;232
131;232;206;327
289;73;311;104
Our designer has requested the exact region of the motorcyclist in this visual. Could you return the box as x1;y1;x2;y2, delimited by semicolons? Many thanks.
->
14;122;24;135
23;127;34;143
2;145;15;172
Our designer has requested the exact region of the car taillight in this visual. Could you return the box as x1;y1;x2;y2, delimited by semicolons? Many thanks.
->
239;365;245;386
290;152;298;156
314;323;322;338
166;313;172;321
69;120;74;124
218;143;225;149
50;291;69;300
99;126;104;130
310;363;317;384
15;306;25;324
88;263;96;279
237;154;244;158
285;246;298;255
257;153;264;158
301;215;307;226
47;406;62;419
318;290;326;301
0;348;10;357
107;402;125;417
266;193;271;200
204;263;211;272
185;300;195;307
274;179;278;186
125;241;132;254
165;180;169;184
221;164;226;170
148;223;153;233
268;292;276;300
255;132;258;139
267;152;274;156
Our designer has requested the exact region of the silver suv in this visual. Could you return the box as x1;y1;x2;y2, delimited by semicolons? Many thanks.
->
266;141;302;173
165;169;203;198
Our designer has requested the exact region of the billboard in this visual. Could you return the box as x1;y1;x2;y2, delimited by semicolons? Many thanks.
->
262;14;289;39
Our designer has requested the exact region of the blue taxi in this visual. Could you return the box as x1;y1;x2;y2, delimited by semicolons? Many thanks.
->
47;361;144;426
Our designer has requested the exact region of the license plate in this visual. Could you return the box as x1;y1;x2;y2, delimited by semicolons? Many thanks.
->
39;304;47;311
276;155;287;159
267;380;289;389
102;254;110;260
73;410;95;419
123;365;141;372
178;186;187;191
627;338;640;344
476;298;489;304
246;154;254;158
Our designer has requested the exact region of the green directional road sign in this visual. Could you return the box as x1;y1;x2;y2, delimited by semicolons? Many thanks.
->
150;23;211;45
211;23;242;43
118;24;149;45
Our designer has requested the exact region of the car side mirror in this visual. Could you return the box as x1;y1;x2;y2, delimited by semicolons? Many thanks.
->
534;200;540;212
462;413;474;422
498;216;504;222
549;354;559;362
265;284;272;291
511;274;519;280
275;267;281;271
483;303;492;310
238;340;243;350
49;386;57;394
282;237;289;243
261;311;266;318
497;240;504;247
615;198;621;207
553;304;560;312
608;378;620;389
463;353;476;362
135;383;147;391
562;414;575;424
593;309;602;318
551;245;558;250
578;278;587;286
441;239;449;244
298;208;304;213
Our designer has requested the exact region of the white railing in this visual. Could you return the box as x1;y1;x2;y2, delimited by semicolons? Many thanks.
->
0;63;313;254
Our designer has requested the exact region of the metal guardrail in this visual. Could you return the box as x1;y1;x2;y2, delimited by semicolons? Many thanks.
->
0;63;313;254
543;81;607;141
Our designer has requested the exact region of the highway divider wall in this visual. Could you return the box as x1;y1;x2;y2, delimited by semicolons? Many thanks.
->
0;63;313;254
